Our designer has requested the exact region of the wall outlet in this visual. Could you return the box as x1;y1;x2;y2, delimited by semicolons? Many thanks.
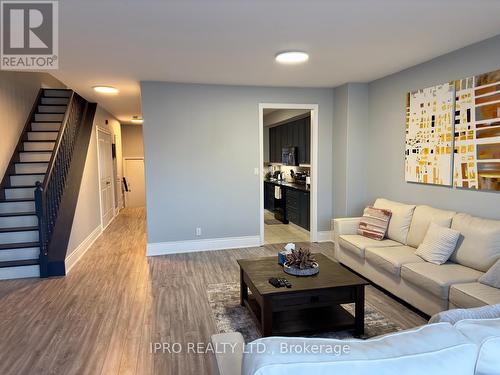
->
254;167;260;176
196;227;202;236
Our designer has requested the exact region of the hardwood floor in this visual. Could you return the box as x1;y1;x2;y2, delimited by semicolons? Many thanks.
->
0;208;426;375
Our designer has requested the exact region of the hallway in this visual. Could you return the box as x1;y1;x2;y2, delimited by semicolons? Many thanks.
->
0;208;425;375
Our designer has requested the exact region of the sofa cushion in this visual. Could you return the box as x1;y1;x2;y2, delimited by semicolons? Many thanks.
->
450;213;500;272
242;323;478;375
374;198;416;244
401;262;483;300
415;223;461;265
479;258;500;289
429;304;500;324
455;318;500;375
450;282;500;308
365;246;424;277
406;205;456;248
338;234;400;258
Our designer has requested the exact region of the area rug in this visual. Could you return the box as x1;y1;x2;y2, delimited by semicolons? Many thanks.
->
207;282;402;342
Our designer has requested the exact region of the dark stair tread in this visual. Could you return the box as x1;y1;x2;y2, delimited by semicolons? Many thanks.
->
15;161;49;164
30;121;62;123
0;226;38;233
0;259;39;268
19;150;52;153
0;198;34;203
0;242;39;250
23;140;56;143
35;112;65;115
4;185;37;189
28;131;59;133
9;173;45;176
0;211;36;217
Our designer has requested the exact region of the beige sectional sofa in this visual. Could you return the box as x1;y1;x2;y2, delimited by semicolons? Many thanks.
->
333;198;500;316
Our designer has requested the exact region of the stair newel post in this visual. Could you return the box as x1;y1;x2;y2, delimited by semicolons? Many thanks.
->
35;181;48;278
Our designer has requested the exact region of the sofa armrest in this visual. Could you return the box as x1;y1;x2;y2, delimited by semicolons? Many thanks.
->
333;217;362;237
211;332;245;375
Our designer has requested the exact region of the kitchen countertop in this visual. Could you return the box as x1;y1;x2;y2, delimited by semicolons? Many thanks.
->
265;179;310;192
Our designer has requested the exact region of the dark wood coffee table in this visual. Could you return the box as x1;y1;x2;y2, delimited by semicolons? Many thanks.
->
237;253;368;337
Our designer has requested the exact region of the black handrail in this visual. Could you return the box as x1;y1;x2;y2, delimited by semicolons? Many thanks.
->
35;91;87;277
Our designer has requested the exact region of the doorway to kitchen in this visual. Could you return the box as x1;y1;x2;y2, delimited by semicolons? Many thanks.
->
259;103;318;245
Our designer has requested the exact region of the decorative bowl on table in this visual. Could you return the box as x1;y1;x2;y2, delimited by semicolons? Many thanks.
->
283;248;319;277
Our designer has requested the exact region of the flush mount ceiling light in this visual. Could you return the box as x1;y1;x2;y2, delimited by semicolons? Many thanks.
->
275;51;309;64
131;116;143;124
92;86;119;94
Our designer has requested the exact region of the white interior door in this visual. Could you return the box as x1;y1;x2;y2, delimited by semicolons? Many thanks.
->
124;158;146;207
98;130;114;228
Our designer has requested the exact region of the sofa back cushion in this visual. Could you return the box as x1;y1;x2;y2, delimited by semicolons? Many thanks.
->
451;213;500;272
406;205;456;248
242;323;478;375
373;198;416;244
455;318;500;375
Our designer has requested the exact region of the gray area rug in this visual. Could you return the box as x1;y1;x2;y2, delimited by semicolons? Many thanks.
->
207;282;402;342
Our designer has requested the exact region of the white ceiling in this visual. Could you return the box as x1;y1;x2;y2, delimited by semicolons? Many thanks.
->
51;0;500;123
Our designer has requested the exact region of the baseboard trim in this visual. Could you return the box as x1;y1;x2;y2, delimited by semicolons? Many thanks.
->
65;225;102;273
317;230;332;242
147;235;261;256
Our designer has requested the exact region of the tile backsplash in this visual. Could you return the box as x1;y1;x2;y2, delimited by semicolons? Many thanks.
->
264;163;310;182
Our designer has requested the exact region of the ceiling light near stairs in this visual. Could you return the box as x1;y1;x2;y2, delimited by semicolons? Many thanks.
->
275;51;309;64
92;86;119;94
131;116;143;124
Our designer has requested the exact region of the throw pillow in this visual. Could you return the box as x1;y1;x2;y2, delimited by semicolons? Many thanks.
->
358;206;392;241
479;258;500;289
415;222;461;265
373;198;416;244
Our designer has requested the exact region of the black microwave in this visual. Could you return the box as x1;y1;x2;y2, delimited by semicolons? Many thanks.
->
282;147;298;166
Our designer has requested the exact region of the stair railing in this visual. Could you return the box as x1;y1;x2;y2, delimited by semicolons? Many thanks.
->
35;92;87;277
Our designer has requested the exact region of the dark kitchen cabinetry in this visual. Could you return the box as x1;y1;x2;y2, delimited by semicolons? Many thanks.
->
285;188;310;231
264;182;275;211
268;116;310;164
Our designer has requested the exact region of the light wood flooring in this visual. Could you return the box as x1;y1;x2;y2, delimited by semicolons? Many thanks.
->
0;208;426;375
264;210;309;244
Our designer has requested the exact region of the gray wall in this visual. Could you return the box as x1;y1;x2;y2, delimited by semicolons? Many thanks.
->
0;72;65;177
121;124;144;158
332;85;348;218
367;34;500;219
332;83;369;218
141;82;334;243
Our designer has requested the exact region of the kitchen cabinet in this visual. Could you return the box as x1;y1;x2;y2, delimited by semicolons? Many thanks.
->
268;116;310;164
264;181;275;211
285;188;310;231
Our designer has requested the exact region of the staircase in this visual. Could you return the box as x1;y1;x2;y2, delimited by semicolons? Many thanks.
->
0;89;96;280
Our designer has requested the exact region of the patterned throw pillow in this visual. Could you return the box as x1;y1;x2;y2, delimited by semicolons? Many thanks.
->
358;206;392;241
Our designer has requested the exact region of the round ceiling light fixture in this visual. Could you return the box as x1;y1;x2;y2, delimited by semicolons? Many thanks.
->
275;51;309;64
92;85;119;94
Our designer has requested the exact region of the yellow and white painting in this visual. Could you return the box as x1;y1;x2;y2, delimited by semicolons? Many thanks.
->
454;69;500;191
405;82;454;185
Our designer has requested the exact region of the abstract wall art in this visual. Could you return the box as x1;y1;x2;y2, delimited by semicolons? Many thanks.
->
405;82;455;186
453;69;500;191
